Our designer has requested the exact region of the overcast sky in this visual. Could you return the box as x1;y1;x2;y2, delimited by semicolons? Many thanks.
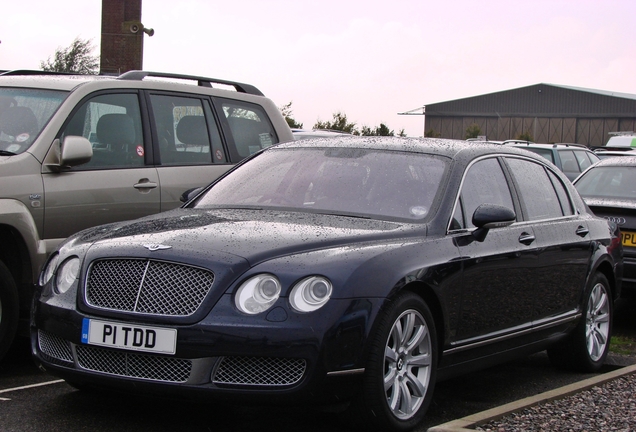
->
2;0;635;136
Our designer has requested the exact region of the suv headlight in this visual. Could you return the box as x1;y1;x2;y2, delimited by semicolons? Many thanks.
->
235;274;281;315
289;276;332;312
55;257;80;294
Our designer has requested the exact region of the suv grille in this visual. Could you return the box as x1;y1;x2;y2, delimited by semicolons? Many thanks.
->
76;345;192;383
85;259;214;316
213;356;306;387
38;330;73;363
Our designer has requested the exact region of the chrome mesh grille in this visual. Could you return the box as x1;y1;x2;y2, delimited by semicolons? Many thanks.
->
86;259;214;316
213;356;306;387
38;330;73;363
76;345;192;383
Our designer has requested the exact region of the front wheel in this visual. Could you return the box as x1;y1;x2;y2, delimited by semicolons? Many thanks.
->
548;272;612;372
350;292;437;432
0;261;19;362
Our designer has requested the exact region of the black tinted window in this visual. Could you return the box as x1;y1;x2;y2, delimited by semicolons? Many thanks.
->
507;158;563;220
548;170;574;216
459;158;514;229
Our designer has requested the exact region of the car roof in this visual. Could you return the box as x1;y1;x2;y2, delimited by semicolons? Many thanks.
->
0;70;265;96
591;155;636;167
274;136;552;163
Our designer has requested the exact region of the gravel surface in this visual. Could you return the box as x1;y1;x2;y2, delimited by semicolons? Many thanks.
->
476;371;636;432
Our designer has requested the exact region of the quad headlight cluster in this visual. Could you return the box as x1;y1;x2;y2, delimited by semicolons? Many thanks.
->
39;253;81;294
235;274;333;315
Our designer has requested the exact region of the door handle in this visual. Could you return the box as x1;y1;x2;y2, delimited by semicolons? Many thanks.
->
518;232;535;245
575;226;589;237
133;179;158;190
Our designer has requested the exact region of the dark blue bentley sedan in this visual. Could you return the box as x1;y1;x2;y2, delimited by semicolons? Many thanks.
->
32;137;622;431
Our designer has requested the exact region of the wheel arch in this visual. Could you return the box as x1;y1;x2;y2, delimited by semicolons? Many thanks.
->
593;259;619;302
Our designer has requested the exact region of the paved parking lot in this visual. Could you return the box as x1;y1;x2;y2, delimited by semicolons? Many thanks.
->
1;300;633;431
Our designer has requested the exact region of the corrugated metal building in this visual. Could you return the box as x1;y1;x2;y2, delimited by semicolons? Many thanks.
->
417;84;636;146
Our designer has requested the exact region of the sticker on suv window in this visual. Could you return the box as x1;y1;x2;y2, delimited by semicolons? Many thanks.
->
259;133;273;148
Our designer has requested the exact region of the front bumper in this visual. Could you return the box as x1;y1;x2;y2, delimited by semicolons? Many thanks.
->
32;293;383;402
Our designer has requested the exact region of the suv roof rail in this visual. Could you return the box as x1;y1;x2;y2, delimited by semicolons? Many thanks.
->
117;70;264;96
502;140;535;145
0;69;82;76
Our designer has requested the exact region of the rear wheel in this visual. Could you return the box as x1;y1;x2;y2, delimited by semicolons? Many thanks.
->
350;292;437;432
548;273;612;372
0;261;19;362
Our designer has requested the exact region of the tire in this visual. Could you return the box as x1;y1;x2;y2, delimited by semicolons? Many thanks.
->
547;272;612;372
0;260;20;362
349;292;437;432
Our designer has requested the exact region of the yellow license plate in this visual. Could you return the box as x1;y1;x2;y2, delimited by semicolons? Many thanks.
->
621;231;636;247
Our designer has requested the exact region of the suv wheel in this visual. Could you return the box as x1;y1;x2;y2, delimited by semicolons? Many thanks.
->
0;261;19;361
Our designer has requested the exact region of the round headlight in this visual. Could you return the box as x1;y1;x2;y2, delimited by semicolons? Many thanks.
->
289;276;332;313
55;257;80;294
40;253;60;286
235;274;281;315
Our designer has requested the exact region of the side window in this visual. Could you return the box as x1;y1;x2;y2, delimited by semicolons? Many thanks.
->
573;150;593;172
547;170;574;216
220;99;278;161
61;93;145;168
150;94;226;165
558;150;580;177
506;158;564;220
458;158;515;229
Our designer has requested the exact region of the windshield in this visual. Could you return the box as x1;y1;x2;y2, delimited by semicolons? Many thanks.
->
0;87;68;154
575;166;636;199
195;147;449;221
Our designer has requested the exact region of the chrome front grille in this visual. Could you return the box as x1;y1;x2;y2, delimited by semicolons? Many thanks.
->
85;259;214;316
213;356;306;387
38;330;73;363
76;345;192;383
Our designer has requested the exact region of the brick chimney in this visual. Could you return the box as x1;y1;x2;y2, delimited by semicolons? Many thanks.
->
100;0;148;75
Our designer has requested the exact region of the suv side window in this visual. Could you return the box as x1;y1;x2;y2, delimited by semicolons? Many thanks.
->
558;150;580;177
506;158;564;220
61;93;145;169
547;169;574;216
457;158;515;229
573;150;596;172
220;99;278;161
149;94;227;165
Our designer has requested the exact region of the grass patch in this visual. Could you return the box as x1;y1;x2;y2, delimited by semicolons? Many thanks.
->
610;335;636;355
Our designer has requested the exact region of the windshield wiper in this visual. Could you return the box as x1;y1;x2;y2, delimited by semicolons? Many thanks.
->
0;150;17;156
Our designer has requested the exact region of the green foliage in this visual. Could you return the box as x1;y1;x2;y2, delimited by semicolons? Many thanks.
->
516;131;534;141
360;123;395;136
397;129;406;137
314;112;358;134
425;129;441;137
40;37;99;74
279;101;303;129
465;123;482;139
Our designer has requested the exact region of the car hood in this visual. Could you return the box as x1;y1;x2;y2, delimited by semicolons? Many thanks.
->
72;207;420;266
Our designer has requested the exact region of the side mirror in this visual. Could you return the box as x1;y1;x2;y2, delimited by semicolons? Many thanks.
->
180;187;204;203
60;136;93;167
471;204;516;242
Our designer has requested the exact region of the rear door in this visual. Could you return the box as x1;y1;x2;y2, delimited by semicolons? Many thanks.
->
504;157;592;320
147;93;234;210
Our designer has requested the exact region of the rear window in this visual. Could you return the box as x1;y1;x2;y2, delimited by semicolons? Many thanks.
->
0;87;67;154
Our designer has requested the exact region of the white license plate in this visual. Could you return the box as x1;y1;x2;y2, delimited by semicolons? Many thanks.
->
81;318;177;355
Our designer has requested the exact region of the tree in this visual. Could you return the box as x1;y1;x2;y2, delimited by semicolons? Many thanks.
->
279;101;303;129
40;37;99;74
465;123;482;139
425;129;441;137
314;112;358;134
360;123;395;136
516;131;534;141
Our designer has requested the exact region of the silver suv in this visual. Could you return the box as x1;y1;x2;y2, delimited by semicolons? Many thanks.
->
0;70;293;359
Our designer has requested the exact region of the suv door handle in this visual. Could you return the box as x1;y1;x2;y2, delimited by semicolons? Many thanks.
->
133;179;158;190
518;232;535;245
575;226;589;237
